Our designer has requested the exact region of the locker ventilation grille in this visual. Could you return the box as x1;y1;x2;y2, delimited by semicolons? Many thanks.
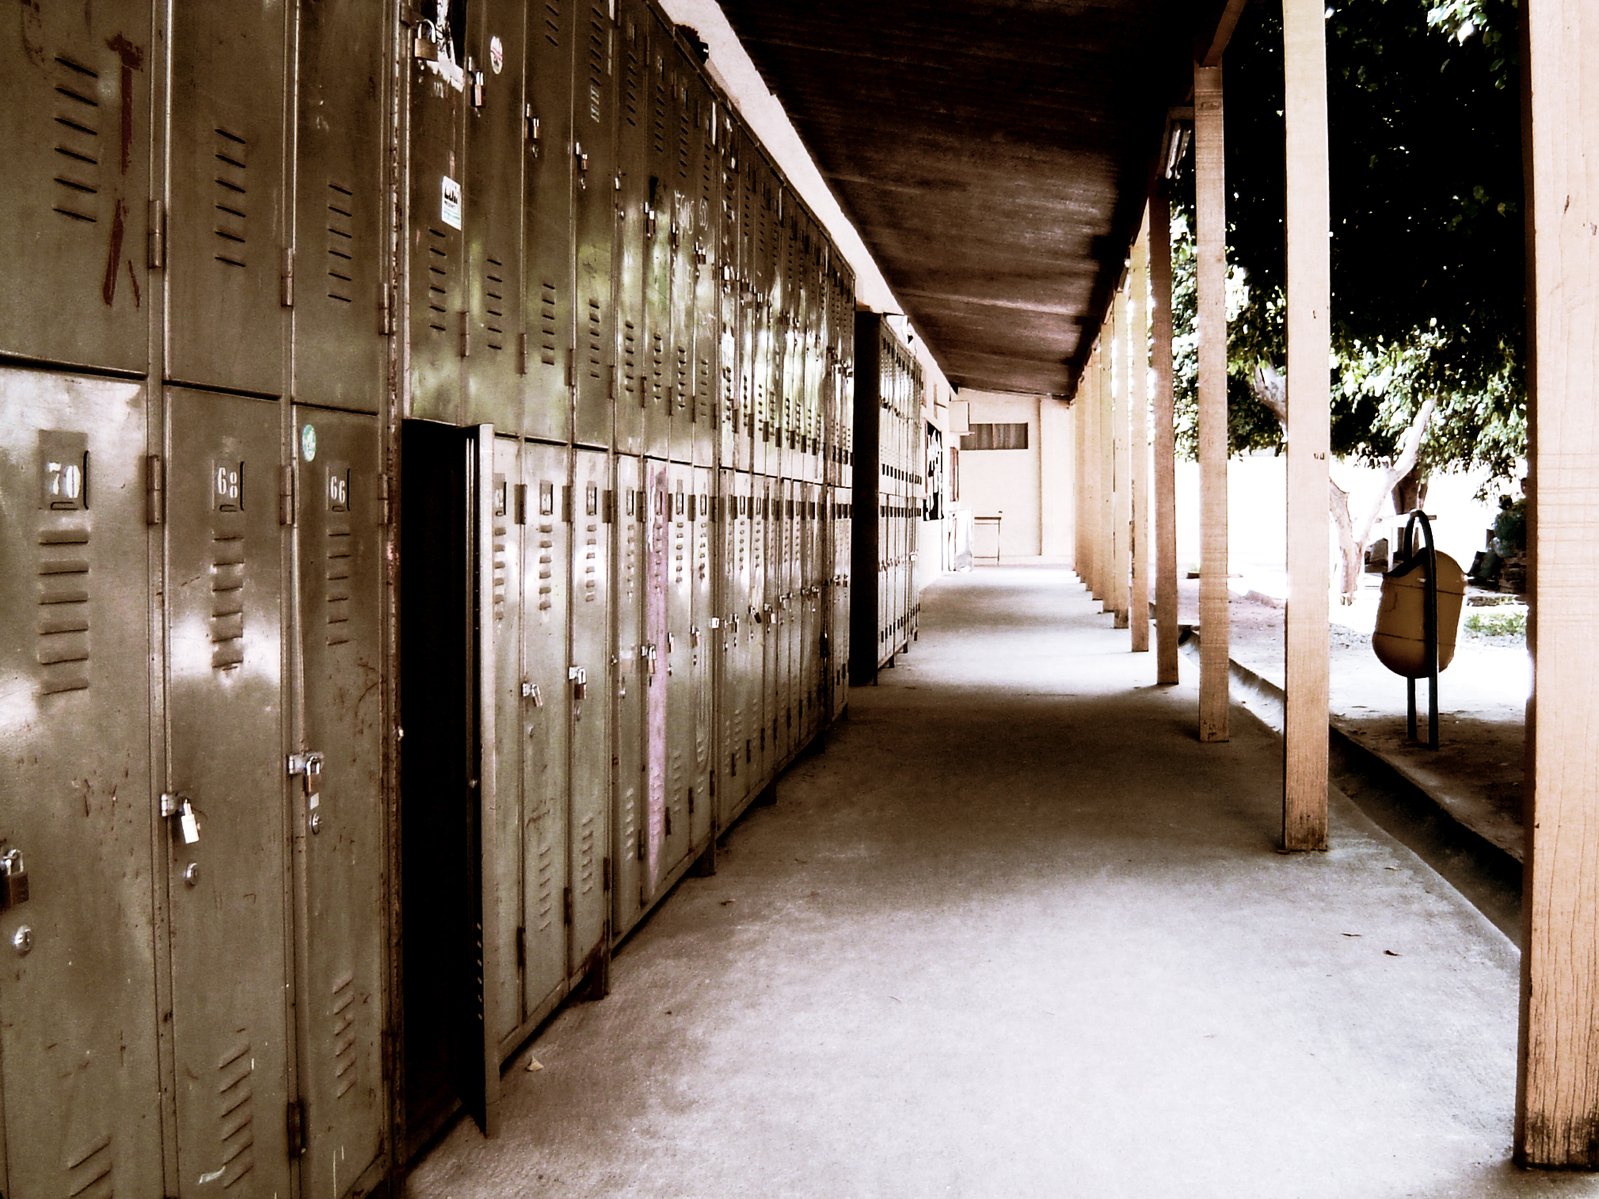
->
64;1131;113;1198
212;128;250;269
622;321;639;399
586;299;604;380
585;2;609;125
326;182;356;303
332;973;358;1100
210;531;246;671
325;523;352;647
582;527;599;603
540;281;559;366
674;346;690;408
623;39;641;128
649;333;665;408
492;506;509;622
216;1040;256;1189
51;56;102;225
535;840;556;931
545;0;563;47
37;526;92;695
651;68;667;156
537;510;555;612
576;813;597;895
426;228;449;332
485;255;507;351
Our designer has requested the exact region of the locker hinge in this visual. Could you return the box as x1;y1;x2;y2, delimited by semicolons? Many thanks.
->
514;483;528;525
380;283;395;335
515;925;526;969
602;489;614;524
603;856;612;893
562;887;572;927
286;1098;307;1159
562;486;573;524
281;246;294;308
565;354;575;390
146;455;164;525
280;464;296;526
379;473;392;525
518;332;530;375
460;311;471;358
148;200;165;270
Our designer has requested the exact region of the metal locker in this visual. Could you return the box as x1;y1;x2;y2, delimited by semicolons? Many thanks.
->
717;117;742;473
613;0;649;458
690;466;714;849
572;0;620;449
640;14;674;461
750;167;774;480
0;370;163;1198
524;0;575;445
800;482;818;741
714;470;742;828
292;0;388;414
758;478;779;784
667;50;697;466
407;6;470;424
777;481;795;761
663;465;693;872
464;0;529;432
289;407;386;1197
733;136;758;476
166;3;289;397
164;389;292;1198
692;95;723;471
397;420;501;1153
568;449;612;978
611;455;646;941
521;441;572;1024
0;3;152;372
486;436;525;1055
745;476;768;792
641;458;670;895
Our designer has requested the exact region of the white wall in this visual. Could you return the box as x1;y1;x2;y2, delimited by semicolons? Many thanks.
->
1039;399;1074;560
956;392;1043;560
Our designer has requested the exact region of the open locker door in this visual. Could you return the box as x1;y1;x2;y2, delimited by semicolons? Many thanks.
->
399;421;502;1153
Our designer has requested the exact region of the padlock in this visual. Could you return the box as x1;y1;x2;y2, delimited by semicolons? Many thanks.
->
569;666;588;703
2;849;29;909
412;19;440;61
179;800;201;846
523;681;543;708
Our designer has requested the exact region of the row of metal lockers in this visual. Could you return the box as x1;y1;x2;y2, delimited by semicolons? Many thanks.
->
0;1;924;1197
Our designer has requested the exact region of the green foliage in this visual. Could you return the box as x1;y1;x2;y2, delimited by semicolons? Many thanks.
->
1464;608;1526;638
1169;0;1526;482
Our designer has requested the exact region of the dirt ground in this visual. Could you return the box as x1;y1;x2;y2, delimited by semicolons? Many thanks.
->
1178;575;1528;861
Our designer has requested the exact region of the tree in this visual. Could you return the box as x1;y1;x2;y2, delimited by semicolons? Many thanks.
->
1171;0;1526;599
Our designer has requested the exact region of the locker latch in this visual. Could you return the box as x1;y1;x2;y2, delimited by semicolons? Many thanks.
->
160;792;201;845
526;106;541;149
287;752;325;834
522;681;543;708
569;666;587;703
467;60;485;109
0;846;30;911
574;142;590;182
690;626;700;648
642;643;658;679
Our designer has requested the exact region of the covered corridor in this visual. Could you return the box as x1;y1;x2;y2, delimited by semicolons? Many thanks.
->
407;566;1573;1198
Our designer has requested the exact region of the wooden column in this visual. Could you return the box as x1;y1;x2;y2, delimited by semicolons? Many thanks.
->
1129;220;1151;653
1100;336;1115;611
1150;189;1180;684
1518;0;1599;1168
1082;346;1101;600
1195;62;1229;741
1280;0;1331;850
1111;281;1131;628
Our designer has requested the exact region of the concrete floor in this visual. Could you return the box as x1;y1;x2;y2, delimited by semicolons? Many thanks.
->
407;565;1599;1198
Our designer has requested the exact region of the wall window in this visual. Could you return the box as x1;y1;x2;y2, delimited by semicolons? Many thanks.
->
959;422;1029;451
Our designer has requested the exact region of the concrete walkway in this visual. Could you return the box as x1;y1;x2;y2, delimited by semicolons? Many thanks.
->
407;565;1598;1199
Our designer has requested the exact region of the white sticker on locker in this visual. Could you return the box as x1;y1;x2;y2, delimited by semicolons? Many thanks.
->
442;176;463;230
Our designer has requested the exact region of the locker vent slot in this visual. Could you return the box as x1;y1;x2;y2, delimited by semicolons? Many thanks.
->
674;345;690;407
622;321;639;399
37;526;92;695
649;332;665;408
651;67;667;156
210;531;247;670
492;507;509;621
576;813;597;894
51;56;102;225
325;182;356;303
64;1130;113;1198
623;38;641;128
485;255;507;351
331;972;358;1100
325;524;352;646
537;523;555;611
216;1040;257;1189
585;2;607;125
586;299;605;379
535;840;556;931
582;528;599;602
426;227;450;332
212;127;250;269
540;281;559;365
675;99;691;183
545;0;563;47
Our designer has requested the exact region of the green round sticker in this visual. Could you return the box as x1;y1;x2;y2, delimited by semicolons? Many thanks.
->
301;423;318;462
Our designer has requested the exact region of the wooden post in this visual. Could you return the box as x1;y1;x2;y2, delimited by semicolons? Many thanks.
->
1082;346;1101;601
1280;0;1331;850
1518;0;1599;1168
1150;189;1180;684
1195;61;1229;742
1111;280;1131;629
1129;218;1151;653
1100;335;1115;612
1074;374;1086;587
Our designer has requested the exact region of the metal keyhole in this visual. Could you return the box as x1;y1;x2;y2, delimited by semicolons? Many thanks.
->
12;926;33;955
183;863;200;887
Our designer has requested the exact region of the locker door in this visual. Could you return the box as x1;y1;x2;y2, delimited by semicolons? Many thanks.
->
573;0;619;449
0;3;152;372
690;467;714;848
758;480;778;783
667;54;696;466
167;4;288;397
663;467;692;871
522;442;571;1021
0;371;163;1198
398;421;500;1152
165;389;292;1198
778;482;796;758
293;0;387;414
734;140;758;476
487;437;524;1054
641;16;673;459
464;0;529;431
642;459;670;893
408;9;470;423
715;471;739;827
569;450;612;974
614;1;649;458
525;0;575;444
692;94;722;471
289;407;385;1197
611;455;646;939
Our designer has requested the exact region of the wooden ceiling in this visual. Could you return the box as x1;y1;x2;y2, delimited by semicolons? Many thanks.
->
715;1;1239;397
